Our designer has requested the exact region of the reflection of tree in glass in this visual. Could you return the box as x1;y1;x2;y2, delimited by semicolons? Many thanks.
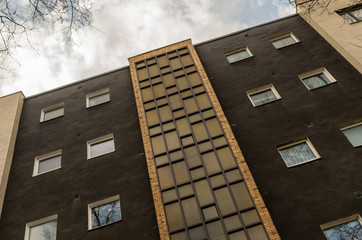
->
323;220;362;240
92;200;121;228
280;142;316;166
250;90;277;106
41;221;57;240
303;73;330;89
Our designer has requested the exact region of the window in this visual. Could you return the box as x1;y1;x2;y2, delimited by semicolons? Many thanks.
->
299;68;336;90
246;84;281;107
278;138;320;167
341;122;362;147
40;103;64;122
321;214;362;240
33;150;62;176
338;5;362;24
25;215;57;240
225;47;253;63
86;88;110;108
270;32;299;49
87;134;115;159
88;195;121;230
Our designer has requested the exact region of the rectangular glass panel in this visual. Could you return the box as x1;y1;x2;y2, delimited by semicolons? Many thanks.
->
165;202;185;232
323;219;362;240
229;231;247;240
182;136;194;146
302;73;331;90
155;154;168;167
224;215;243;232
163;189;177;203
188;73;202;87
191;167;205;180
89;93;110;107
167;86;178;95
158;165;174;190
178;184;193;198
181;90;193;99
180;54;193;66
172;161;189;185
184;146;202;169
141;87;153;102
192;122;208;142
189;225;207;240
230;182;254;210
174;109;186;118
184;98;198;114
170;150;183;162
140;80;150;88
250;89;277;106
214;187;237;216
137;67;148;81
225;169;242;183
144;101;156;110
216;147;237;170
196;94;212;110
38;155;61;174
226;50;251;63
90;139;115;158
195;179;214;207
151;135;166;155
247;225;268;240
163;74;175;88
170;58;182;70
165;131;180;151
29;220;57;240
241;209;261;226
181;197;202;227
205;118;223;138
202;109;215;119
186;66;196;73
159;106;172;123
202;205;218;221
161;67;171;74
174;69;185;78
157;55;169;68
176;118;191;137
202;151;221;175
152;77;162;85
169;94;182;110
279;141;317;167
171;231;187;240
148;64;160;77
163;122;175;131
189;113;202;123
43;107;64;121
198;141;212;153
342;124;362;147
210;174;226;188
213;137;227;148
206;220;226;240
91;200;121;229
176;76;190;91
149;125;161;136
153;84;166;98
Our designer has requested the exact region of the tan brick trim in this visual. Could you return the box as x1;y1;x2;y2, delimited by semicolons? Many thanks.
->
128;58;170;240
188;42;281;240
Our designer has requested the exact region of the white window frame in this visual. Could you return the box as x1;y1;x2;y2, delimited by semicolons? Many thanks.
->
270;32;300;49
88;195;121;230
40;103;64;122
87;134;115;159
320;214;362;238
225;46;253;63
341;121;362;147
337;5;362;24
33;150;62;176
298;68;337;90
24;214;58;240
86;88;110;108
246;84;281;107
277;138;321;168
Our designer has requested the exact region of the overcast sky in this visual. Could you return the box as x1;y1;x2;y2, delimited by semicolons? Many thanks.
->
1;0;295;96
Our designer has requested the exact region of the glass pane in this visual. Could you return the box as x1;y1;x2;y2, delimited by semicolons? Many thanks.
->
141;87;153;102
272;35;296;49
229;230;247;240
170;58;182;70
196;94;212;110
137;67;148;81
202;109;215;119
195;179;214;207
29;220;57;240
182;197;202;226
178;184;193;198
176;76;190;91
155;154;169;167
250;89;277;106
206;220;226;240
202;151;221;175
224;215;243;232
279;141;317;167
189;225;207;240
158;106;172;123
163;188;177;203
184;146;202;168
157;97;167;106
342;124;362;147
198;141;212;153
226;50;251;63
170;150;183;162
241;209;261;226
149;125;161;136
173;161;189;185
247;225;268;240
163;122;175;131
230;182;254;210
174;69;185;77
148;65;160;77
181;90;193;99
169;94;182;110
225;169;242;183
147;58;156;65
158;165;174;190
91;200;121;229
90;139;115;158
323;219;362;240
216;147;237;170
161;66;171;74
153;84;166;98
171;231;187;240
151;135;166;155
144;101;156;110
163;74;176;88
189;113;202;123
205;118;223;138
191;167;205;180
167;87;178;95
192;122;208;142
184;98;198;114
165;202;185;232
193;86;205;95
210;174;226;188
136;62;145;68
165;131;180;151
146;109;159;126
215;187;237;216
182;136;194;146
340;12;357;23
157;55;169;68
174;109;186;118
43;107;64;121
213;137;227;148
351;7;362;20
38;155;61;174
89;93;110;107
176;118;191;137
302;73;331;90
140;80;151;88
188;73;202;87
186;66;196;73
181;54;193;66
202;205;218;221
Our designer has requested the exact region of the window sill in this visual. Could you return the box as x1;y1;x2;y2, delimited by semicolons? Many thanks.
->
285;157;322;168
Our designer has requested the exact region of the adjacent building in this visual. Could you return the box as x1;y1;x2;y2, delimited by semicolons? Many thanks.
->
0;7;361;240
